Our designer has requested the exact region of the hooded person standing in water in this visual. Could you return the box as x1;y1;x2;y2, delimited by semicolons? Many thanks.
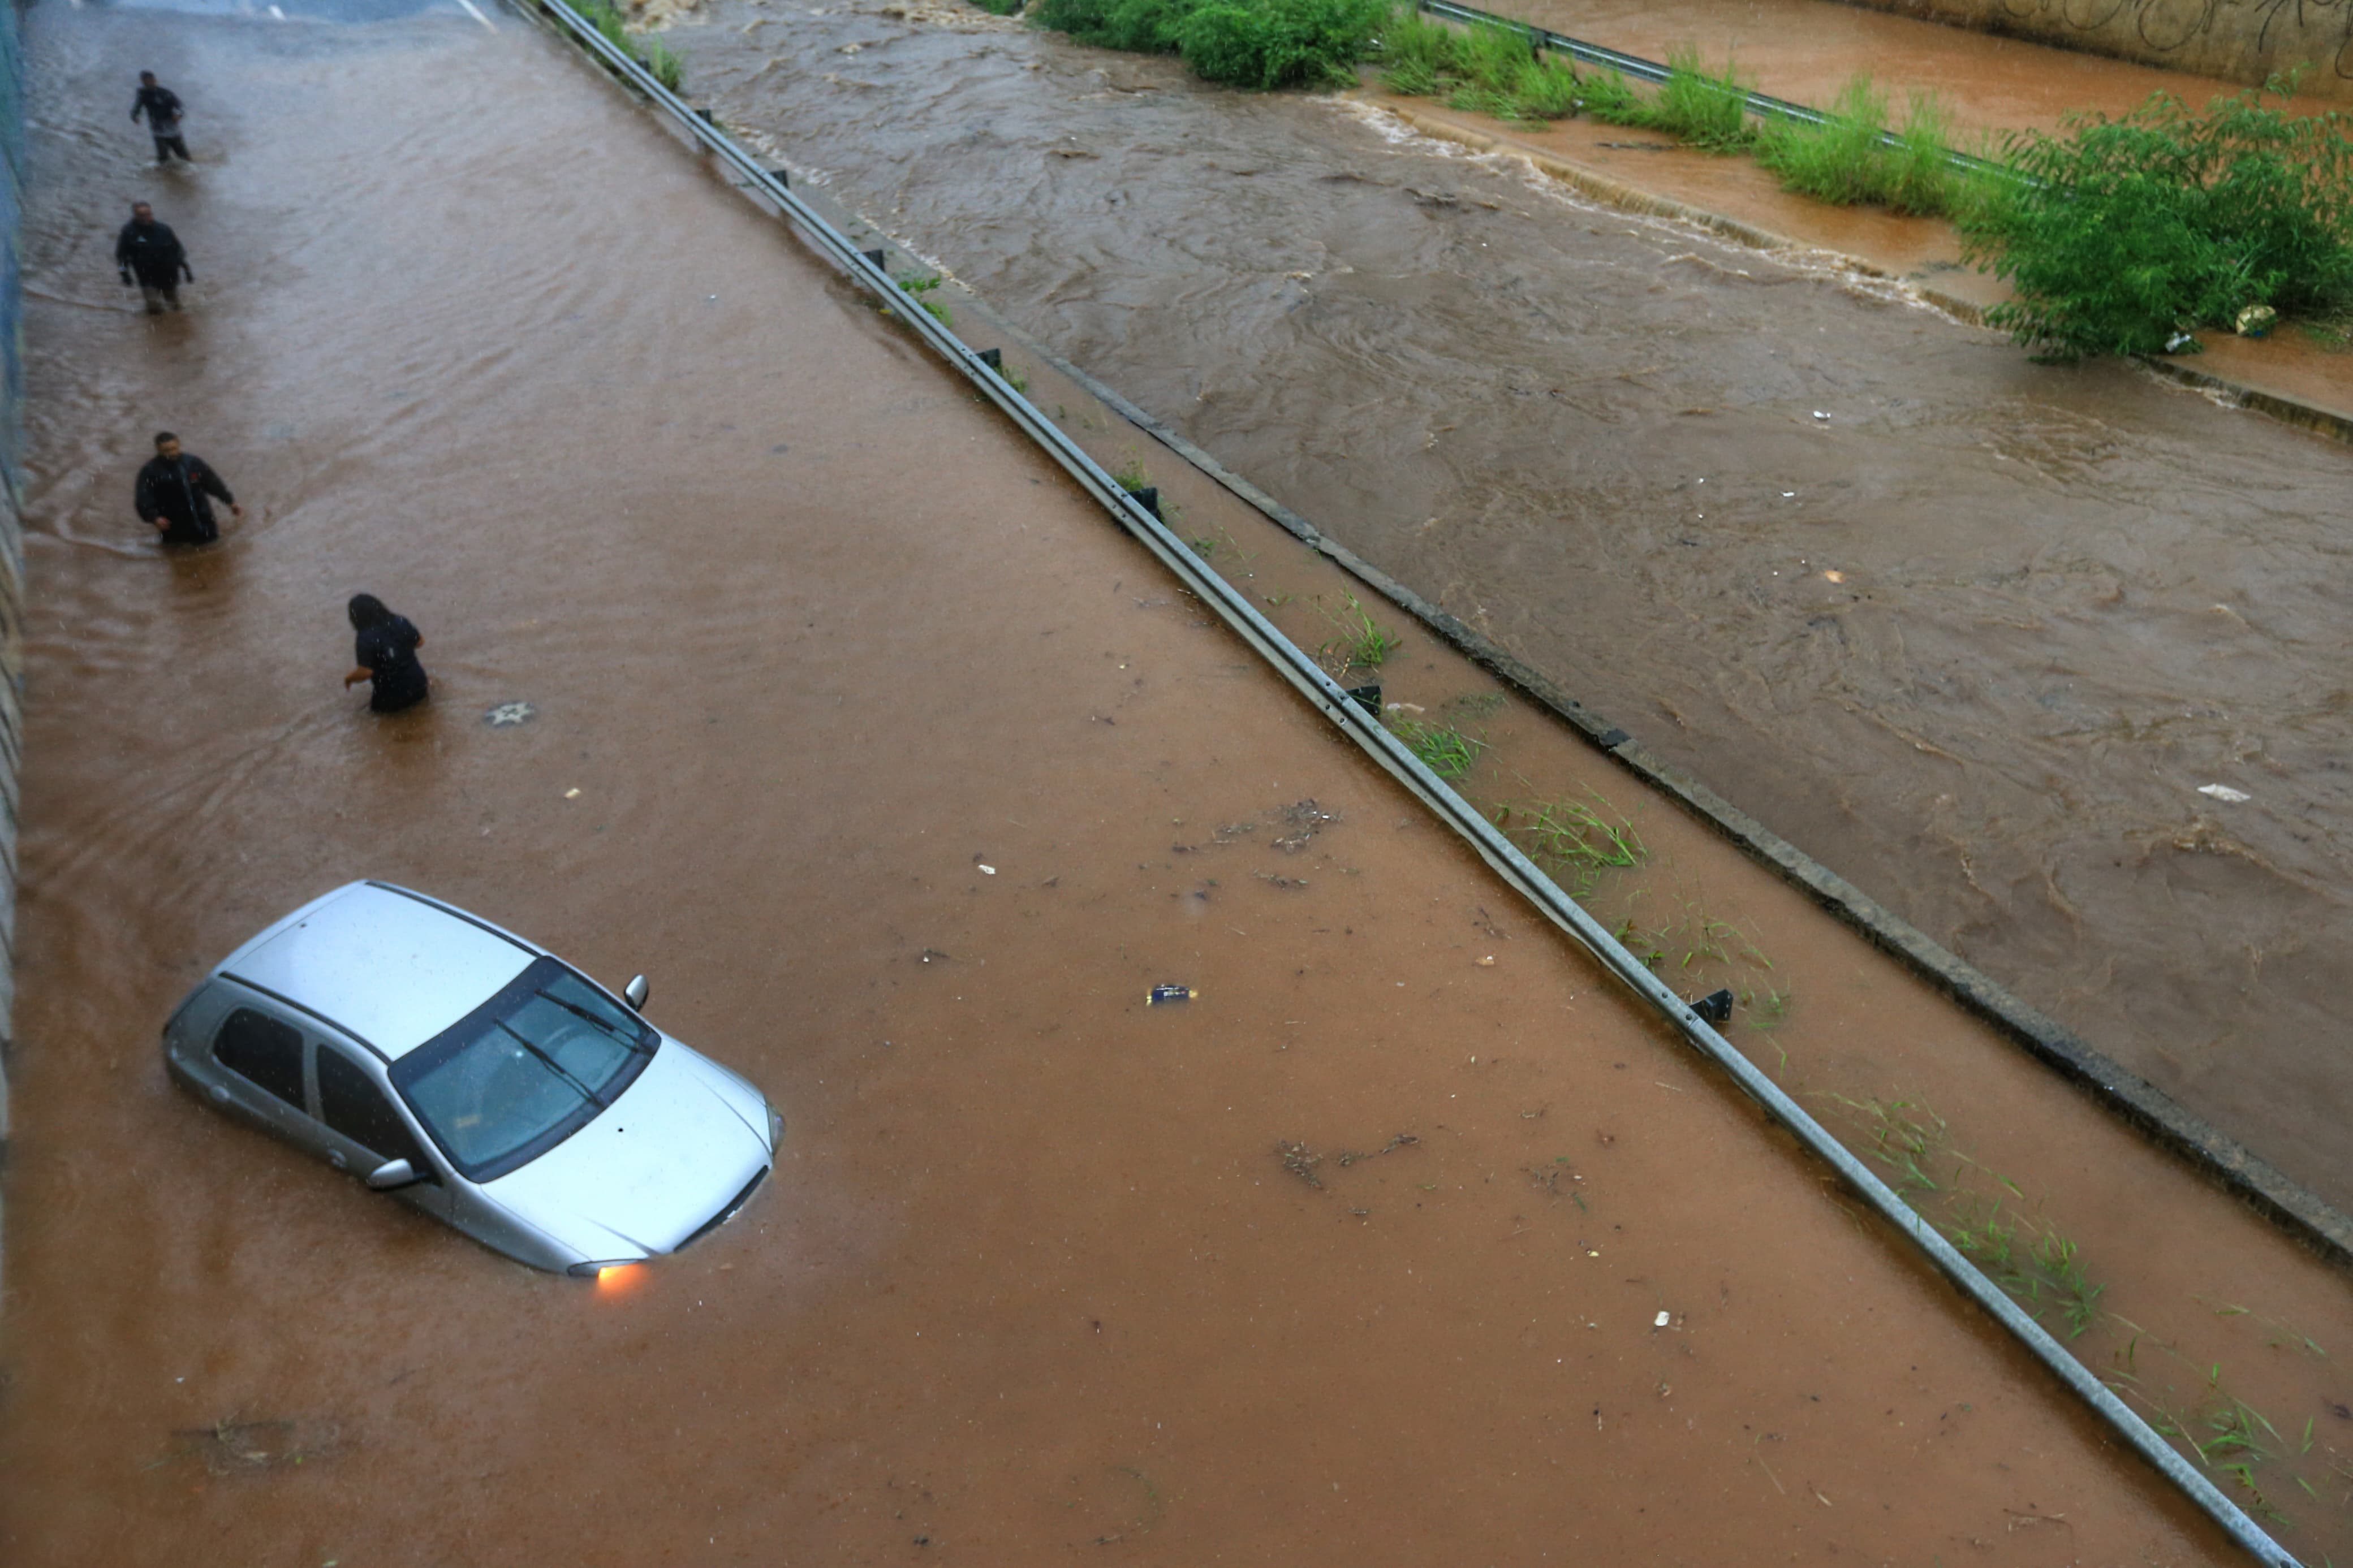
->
133;431;240;543
343;594;430;714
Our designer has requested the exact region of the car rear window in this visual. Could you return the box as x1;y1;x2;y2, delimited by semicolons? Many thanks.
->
213;1008;305;1108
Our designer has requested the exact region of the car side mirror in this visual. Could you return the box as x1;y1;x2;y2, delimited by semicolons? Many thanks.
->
366;1158;421;1191
623;975;650;1012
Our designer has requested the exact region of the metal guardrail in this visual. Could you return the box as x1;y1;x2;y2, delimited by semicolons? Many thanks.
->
1412;0;2014;181
522;5;2295;1561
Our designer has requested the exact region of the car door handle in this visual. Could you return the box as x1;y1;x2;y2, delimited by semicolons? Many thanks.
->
208;1084;230;1104
327;1150;347;1170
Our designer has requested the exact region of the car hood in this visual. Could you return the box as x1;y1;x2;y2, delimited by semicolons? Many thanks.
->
482;1040;772;1262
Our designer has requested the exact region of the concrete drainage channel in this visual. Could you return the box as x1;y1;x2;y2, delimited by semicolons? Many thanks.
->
517;3;2305;1560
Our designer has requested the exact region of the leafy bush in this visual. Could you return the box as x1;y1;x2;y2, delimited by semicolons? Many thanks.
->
1962;77;2353;358
1032;0;1385;89
970;0;1026;14
1181;0;1388;88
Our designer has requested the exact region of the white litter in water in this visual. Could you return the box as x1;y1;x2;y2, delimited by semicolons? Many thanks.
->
1782;491;1796;498
1654;1311;1671;1328
2197;784;2252;803
978;864;997;875
1811;411;1830;421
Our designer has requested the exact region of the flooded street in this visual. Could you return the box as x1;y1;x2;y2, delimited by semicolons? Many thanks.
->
0;1;2327;1562
670;0;2353;1215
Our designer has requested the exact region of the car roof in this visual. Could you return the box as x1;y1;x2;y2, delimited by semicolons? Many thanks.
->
217;882;538;1060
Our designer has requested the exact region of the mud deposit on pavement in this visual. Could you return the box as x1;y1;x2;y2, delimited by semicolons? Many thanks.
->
670;0;2353;1219
0;5;2266;1564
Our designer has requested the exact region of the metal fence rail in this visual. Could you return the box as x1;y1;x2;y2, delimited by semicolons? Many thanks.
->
520;4;2295;1560
1411;0;2015;180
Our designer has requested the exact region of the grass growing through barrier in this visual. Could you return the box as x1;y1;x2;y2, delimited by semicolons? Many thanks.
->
1756;76;1981;218
891;273;954;326
1497;793;1644;896
575;0;686;91
1315;593;1402;673
1387;715;1485;778
1373;19;1989;222
1828;1096;2106;1339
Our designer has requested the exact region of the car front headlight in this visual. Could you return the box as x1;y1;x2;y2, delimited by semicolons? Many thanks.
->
768;1105;786;1150
567;1259;644;1281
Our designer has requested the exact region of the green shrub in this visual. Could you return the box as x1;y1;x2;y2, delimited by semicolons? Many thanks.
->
1034;0;1384;88
1960;76;2353;358
1180;0;1387;89
970;0;1025;12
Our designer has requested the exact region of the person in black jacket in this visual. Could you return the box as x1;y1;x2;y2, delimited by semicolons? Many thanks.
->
132;72;190;164
134;432;242;546
342;595;430;714
116;202;193;314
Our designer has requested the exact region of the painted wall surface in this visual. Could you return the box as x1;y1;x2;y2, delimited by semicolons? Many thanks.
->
1850;0;2353;95
0;0;21;1265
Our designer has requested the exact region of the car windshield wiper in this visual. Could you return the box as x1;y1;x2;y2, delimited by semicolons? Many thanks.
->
494;1019;610;1106
532;988;652;1052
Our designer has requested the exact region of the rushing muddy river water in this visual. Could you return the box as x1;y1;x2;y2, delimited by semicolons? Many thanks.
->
671;0;2353;1215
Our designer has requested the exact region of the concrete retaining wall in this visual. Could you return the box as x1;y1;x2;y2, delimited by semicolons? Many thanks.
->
1847;0;2353;96
0;0;23;1279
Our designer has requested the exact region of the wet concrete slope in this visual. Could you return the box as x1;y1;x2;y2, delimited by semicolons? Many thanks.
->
0;6;2251;1564
673;0;2353;1216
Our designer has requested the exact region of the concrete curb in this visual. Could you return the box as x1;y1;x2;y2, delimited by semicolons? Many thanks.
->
1378;98;2353;447
975;309;2353;1275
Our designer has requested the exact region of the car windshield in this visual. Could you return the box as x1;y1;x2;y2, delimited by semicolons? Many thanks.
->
392;956;657;1181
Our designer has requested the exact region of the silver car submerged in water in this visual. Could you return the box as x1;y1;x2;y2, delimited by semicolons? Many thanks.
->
163;881;779;1275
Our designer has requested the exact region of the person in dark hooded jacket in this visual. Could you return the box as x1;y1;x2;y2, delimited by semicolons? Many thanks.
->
133;431;241;546
116;202;193;314
342;595;430;714
131;72;191;163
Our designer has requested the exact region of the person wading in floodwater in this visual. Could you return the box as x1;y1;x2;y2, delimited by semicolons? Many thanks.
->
133;431;241;545
343;595;430;714
132;72;191;165
116;202;193;314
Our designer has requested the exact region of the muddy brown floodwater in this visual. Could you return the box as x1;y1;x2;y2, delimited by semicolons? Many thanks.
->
666;0;2353;1220
0;2;2313;1564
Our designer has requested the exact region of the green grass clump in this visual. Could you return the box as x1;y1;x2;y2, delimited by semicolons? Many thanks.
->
1376;12;1601;126
1316;593;1401;672
574;0;686;92
1388;716;1484;779
1644;45;1752;151
1961;74;2353;359
971;0;1026;13
1499;794;1644;894
1757;76;1972;217
1032;0;1388;89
